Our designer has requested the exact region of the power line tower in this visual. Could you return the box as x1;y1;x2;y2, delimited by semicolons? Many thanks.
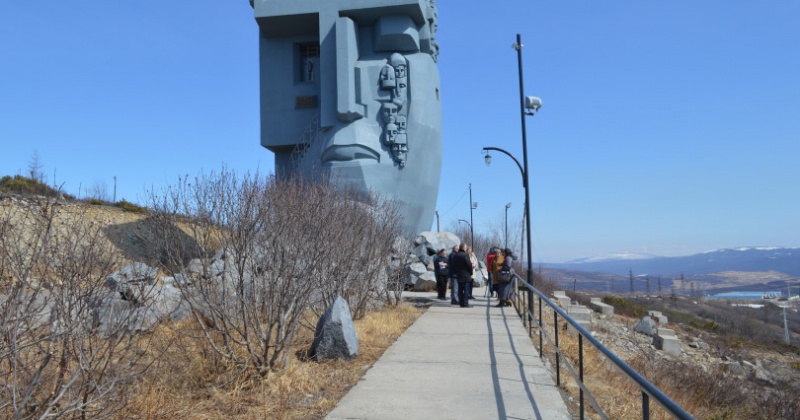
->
680;273;686;296
784;306;791;344
629;269;634;294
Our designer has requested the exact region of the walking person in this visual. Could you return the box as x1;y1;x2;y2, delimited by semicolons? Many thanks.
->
451;243;474;307
433;248;449;300
448;245;460;305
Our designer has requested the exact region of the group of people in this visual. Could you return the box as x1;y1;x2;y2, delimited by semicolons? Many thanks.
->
487;247;515;307
432;244;516;308
433;243;475;307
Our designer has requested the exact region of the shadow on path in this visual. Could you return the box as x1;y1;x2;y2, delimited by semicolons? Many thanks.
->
487;299;544;419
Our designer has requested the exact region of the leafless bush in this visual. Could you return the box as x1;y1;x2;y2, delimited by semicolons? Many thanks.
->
626;351;800;419
0;195;152;419
147;170;405;376
85;180;110;202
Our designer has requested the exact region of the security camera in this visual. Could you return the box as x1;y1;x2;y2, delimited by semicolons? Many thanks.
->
525;96;542;112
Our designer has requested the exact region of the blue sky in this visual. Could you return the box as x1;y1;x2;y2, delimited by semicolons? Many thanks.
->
2;1;798;263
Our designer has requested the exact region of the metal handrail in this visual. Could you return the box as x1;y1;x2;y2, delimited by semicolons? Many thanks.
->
509;275;695;420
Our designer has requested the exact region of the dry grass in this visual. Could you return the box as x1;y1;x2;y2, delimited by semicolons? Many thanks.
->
122;304;424;419
524;302;800;419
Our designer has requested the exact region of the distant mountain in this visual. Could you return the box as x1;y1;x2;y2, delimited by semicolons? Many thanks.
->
566;252;656;264
545;247;800;277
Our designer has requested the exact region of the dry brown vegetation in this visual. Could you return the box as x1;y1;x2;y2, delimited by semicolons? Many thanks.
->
514;279;800;420
122;304;423;419
1;171;419;419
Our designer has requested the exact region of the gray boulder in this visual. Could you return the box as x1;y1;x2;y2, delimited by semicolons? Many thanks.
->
187;258;205;277
309;296;359;361
105;262;158;304
128;306;160;333
414;271;437;291
149;284;190;322
405;262;429;287
91;291;135;337
633;316;656;337
415;231;461;255
413;243;432;266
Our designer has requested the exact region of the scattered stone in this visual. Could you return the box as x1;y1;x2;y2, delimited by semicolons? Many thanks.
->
723;361;746;376
414;231;460;257
309;296;359;361
414;271;437;292
105;262;158;304
633;316;656;337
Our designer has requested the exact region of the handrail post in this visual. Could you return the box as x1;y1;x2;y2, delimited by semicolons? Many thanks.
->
538;295;543;357
579;334;585;420
527;288;533;337
643;391;650;420
554;310;560;386
522;285;528;329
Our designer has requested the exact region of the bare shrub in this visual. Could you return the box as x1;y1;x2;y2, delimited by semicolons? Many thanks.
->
0;195;152;419
147;169;405;376
85;180;110;202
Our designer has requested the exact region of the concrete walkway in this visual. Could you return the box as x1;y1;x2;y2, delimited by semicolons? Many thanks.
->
325;287;572;420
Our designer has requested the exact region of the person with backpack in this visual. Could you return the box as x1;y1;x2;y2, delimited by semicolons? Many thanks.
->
433;248;449;300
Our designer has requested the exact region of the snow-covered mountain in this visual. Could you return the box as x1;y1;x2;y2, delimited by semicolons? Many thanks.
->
546;247;800;276
566;252;657;264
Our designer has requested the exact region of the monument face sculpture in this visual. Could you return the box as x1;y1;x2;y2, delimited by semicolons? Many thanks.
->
250;0;441;236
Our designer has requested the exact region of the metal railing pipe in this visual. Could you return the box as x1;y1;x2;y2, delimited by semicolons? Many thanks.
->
512;276;695;420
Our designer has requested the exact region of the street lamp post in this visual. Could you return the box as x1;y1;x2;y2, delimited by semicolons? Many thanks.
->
468;183;478;251
504;202;511;249
457;219;472;244
482;33;541;291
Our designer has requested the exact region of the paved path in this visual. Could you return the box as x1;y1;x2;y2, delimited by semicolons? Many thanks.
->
325;287;572;420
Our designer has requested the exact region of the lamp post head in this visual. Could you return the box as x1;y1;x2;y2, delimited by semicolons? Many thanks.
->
484;153;491;166
472;202;478;209
506;202;512;209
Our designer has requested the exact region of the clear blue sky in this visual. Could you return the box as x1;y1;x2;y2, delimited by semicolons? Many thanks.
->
2;1;798;263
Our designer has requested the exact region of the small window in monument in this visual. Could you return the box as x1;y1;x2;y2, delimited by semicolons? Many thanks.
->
299;42;320;83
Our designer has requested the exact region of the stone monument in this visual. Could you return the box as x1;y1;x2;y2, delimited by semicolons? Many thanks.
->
250;0;442;236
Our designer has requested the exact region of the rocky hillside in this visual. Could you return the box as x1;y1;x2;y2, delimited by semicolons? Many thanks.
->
563;292;800;417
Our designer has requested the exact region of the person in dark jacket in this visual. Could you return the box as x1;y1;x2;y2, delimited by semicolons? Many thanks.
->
433;248;449;300
450;243;474;307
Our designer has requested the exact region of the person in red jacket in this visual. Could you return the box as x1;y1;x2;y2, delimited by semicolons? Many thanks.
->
486;247;497;297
